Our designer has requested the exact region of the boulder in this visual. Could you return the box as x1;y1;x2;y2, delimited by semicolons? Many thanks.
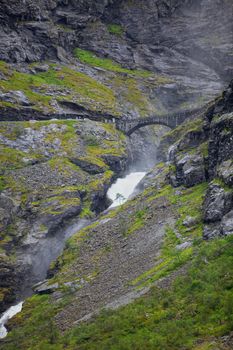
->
171;154;206;188
176;241;192;251
33;280;59;294
0;90;31;106
203;183;232;223
33;64;50;73
203;223;221;240
217;160;233;187
70;158;105;174
203;184;226;222
183;216;199;228
221;210;233;236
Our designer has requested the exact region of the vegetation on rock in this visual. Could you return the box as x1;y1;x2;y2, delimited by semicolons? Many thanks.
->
0;1;233;348
107;24;124;36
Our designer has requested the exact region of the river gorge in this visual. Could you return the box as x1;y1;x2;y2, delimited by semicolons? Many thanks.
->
0;165;148;339
0;0;232;349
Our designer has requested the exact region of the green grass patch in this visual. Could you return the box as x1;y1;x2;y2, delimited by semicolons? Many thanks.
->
107;24;124;36
0;61;118;115
48;157;81;174
126;208;148;236
74;49;151;77
32;196;81;216
88;170;114;191
0;146;26;171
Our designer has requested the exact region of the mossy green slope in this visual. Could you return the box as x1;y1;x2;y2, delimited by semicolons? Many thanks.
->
1;175;232;350
1;106;233;349
0;50;172;119
0;62;117;115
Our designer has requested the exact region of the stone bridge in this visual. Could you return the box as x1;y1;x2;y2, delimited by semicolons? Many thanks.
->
115;106;207;136
10;105;208;136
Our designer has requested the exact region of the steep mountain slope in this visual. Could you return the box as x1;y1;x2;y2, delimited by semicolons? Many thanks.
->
0;119;128;312
0;0;233;348
1;79;232;350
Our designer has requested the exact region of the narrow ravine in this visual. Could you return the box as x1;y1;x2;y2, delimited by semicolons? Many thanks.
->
17;219;91;297
0;167;148;339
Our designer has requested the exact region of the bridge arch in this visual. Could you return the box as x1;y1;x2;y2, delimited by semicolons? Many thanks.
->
125;119;172;136
115;105;207;136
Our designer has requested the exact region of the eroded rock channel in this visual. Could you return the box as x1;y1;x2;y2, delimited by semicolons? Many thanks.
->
0;167;147;338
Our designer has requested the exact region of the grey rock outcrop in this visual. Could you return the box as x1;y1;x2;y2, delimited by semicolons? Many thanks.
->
218;160;233;187
0;0;232;113
0;194;18;232
33;280;59;295
203;223;221;240
170;153;206;188
0;90;31;106
203;210;233;240
221;211;233;236
201;83;233;239
207;113;233;180
159;80;233;240
164;80;233;191
203;181;233;240
203;184;232;223
0;118;128;312
0;256;19;314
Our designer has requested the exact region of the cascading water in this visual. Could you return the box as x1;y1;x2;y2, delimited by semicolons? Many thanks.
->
107;171;146;208
0;219;90;339
0;302;23;339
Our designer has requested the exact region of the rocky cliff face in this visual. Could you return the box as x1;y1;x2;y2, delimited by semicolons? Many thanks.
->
0;119;128;312
1;81;232;350
159;79;233;240
0;0;233;346
0;0;232;115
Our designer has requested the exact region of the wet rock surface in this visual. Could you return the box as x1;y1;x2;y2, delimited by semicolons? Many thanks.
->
202;83;233;239
0;256;19;314
207;113;233;180
157;80;233;241
127;125;169;169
